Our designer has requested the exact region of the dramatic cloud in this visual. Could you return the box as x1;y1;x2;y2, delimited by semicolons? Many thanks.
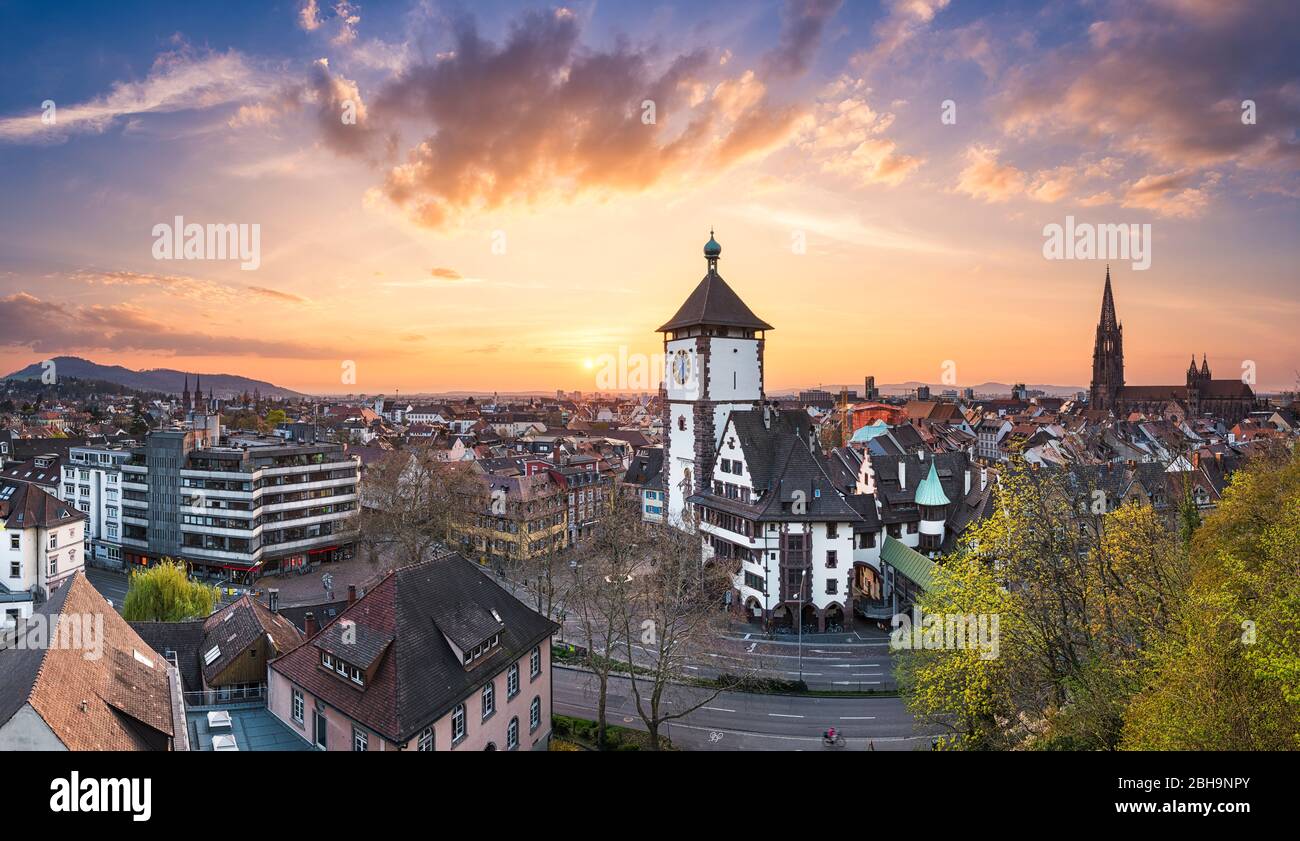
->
763;0;844;78
800;76;922;186
298;0;322;31
308;58;375;155
342;8;809;229
954;146;1027;203
0;47;278;143
0;293;338;358
853;0;952;71
995;0;1300;211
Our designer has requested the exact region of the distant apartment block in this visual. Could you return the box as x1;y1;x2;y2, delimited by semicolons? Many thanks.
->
67;413;360;581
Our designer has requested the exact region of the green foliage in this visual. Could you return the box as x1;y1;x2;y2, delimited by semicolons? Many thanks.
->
121;559;219;622
1123;446;1300;749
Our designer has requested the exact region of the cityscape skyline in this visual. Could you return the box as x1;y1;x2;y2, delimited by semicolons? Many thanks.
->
2;1;1297;393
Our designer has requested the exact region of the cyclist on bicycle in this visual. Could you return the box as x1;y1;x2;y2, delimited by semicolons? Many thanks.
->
824;726;837;742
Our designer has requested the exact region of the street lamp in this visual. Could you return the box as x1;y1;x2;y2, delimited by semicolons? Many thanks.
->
797;567;807;683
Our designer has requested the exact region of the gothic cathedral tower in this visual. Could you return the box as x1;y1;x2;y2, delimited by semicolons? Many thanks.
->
658;233;772;527
1089;267;1124;411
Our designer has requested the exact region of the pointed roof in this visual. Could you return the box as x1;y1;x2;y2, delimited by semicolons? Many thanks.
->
914;461;952;506
1098;266;1119;332
658;271;774;332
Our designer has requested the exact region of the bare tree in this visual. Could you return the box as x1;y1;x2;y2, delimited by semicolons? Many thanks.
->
620;507;754;750
358;444;481;572
566;484;650;749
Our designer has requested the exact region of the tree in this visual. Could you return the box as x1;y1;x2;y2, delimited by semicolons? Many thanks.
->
122;559;218;621
1123;443;1300;749
264;408;288;427
358;444;481;572
895;547;1020;750
568;487;644;750
618;505;753;750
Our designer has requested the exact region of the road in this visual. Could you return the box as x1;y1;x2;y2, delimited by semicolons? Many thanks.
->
554;667;932;751
492;568;901;691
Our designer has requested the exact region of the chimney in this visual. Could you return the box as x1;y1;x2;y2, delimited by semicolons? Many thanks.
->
979;466;987;491
964;468;971;495
898;459;907;490
347;584;357;605
268;588;280;613
763;403;771;429
303;611;318;637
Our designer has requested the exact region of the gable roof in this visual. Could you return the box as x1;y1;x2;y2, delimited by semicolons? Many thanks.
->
199;595;303;683
657;271;774;332
0;479;85;530
269;553;558;744
0;572;175;750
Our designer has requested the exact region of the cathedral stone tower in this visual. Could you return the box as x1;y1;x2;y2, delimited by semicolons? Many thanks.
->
1088;266;1124;411
658;233;772;527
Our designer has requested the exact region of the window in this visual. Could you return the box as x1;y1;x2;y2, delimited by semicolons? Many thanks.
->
481;681;495;720
451;703;466;743
292;689;304;724
530;645;541;679
49;555;58;576
9;560;19;578
507;717;519;750
48;534;57;550
353;727;368;752
827;523;838;539
418;727;434;751
826;579;838;595
529;696;541;733
8;534;18;550
507;663;520;698
826;550;838;568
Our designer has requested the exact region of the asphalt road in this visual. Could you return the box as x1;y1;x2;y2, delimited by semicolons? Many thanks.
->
554;667;931;751
494;569;901;691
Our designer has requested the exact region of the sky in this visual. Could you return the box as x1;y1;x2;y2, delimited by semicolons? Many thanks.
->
1;0;1297;395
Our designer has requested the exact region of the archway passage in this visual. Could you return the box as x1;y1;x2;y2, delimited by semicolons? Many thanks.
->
825;603;845;632
801;603;818;632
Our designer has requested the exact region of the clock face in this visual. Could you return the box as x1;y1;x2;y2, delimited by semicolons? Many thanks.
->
672;349;691;386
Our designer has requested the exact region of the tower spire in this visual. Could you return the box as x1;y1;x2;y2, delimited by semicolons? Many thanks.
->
1099;265;1118;331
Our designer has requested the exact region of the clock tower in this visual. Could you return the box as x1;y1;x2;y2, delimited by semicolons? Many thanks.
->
658;232;772;527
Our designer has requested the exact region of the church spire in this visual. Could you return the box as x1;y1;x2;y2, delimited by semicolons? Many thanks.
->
1201;353;1211;379
1099;265;1118;331
182;375;190;410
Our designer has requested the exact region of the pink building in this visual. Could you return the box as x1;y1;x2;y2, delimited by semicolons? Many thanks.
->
268;553;558;751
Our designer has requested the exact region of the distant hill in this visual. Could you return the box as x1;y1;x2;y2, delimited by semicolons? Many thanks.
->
3;356;303;399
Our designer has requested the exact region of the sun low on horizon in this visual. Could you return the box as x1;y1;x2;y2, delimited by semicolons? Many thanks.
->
1;0;1297;396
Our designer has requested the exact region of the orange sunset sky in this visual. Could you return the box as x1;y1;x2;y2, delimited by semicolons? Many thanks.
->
1;0;1297;395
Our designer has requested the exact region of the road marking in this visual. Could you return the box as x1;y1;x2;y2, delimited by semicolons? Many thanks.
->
768;713;804;718
839;716;875;720
743;633;752;640
685;665;699;670
835;680;881;685
786;671;821;676
704;707;736;713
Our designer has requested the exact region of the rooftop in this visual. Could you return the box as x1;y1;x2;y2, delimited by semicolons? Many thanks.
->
185;701;312;751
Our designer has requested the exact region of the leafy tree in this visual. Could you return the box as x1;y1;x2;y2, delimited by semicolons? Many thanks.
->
264;408;288;427
1123;444;1300;748
122;559;218;621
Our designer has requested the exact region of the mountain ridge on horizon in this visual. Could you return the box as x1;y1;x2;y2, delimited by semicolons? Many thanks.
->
3;356;303;399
